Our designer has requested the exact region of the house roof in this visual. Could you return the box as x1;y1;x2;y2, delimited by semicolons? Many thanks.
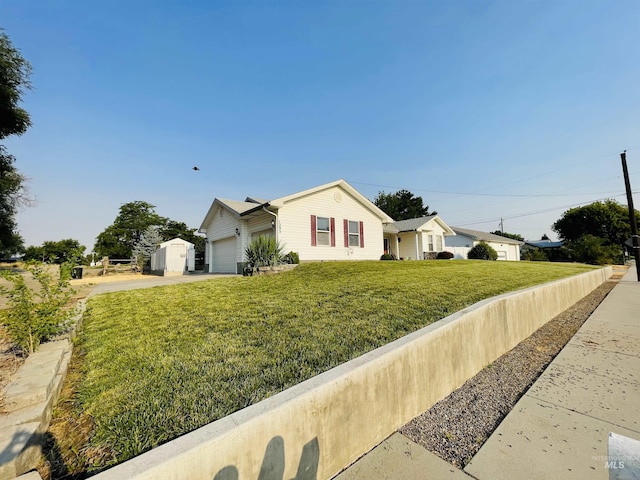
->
217;198;269;215
451;227;524;245
159;237;194;248
245;196;269;204
198;198;270;231
525;239;563;248
199;179;393;233
268;179;395;223
393;215;456;235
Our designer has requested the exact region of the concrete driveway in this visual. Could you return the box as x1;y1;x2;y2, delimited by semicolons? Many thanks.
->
81;273;238;297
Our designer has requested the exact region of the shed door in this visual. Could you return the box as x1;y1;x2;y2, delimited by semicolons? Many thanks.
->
167;244;186;272
212;237;237;273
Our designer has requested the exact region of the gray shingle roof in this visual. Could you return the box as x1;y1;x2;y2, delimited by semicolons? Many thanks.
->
451;227;524;245
217;198;268;216
393;215;438;232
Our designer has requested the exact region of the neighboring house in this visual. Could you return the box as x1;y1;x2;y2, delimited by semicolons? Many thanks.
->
524;239;563;249
150;238;196;275
445;227;523;261
199;180;395;273
521;239;564;260
385;215;456;260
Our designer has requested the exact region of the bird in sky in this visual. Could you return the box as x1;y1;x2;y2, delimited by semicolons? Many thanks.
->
192;166;200;171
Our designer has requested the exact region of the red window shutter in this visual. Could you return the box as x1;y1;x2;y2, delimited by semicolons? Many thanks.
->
359;221;364;248
343;219;349;247
330;217;336;247
311;215;317;246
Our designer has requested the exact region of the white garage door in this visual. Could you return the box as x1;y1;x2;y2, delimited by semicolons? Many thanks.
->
212;237;237;273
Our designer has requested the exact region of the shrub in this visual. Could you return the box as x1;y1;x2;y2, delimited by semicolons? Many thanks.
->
566;235;622;265
467;242;498;261
244;235;284;267
436;251;454;259
380;253;396;260
0;262;76;355
521;248;548;262
283;251;300;264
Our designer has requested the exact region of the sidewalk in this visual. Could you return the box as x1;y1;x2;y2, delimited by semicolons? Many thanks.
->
336;268;640;480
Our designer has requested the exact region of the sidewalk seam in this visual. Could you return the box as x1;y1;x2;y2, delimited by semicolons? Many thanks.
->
524;394;640;434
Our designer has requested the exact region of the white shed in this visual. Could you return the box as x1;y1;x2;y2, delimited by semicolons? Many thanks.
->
151;238;196;275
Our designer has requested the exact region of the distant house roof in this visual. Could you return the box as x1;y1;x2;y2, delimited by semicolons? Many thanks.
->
451;227;524;245
525;239;563;249
393;215;455;235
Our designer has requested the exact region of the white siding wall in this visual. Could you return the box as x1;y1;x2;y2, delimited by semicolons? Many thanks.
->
445;234;474;248
444;234;521;261
398;233;419;260
277;186;385;261
203;206;242;266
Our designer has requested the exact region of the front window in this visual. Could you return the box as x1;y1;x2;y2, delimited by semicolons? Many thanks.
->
317;217;330;246
348;221;360;247
428;235;434;252
436;235;443;251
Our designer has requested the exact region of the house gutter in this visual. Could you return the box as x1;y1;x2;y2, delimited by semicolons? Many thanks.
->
262;207;278;243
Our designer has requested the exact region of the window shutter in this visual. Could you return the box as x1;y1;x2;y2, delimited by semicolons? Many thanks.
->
311;215;317;246
359;221;365;248
343;219;349;247
330;217;336;247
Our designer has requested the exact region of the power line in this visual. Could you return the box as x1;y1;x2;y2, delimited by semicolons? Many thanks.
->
453;192;639;227
349;180;623;199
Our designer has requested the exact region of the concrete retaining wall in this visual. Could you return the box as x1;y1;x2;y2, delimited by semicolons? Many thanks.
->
90;267;611;480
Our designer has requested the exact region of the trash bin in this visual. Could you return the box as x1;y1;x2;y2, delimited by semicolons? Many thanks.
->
72;267;83;279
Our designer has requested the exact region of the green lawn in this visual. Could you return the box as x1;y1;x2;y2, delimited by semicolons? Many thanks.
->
74;260;596;467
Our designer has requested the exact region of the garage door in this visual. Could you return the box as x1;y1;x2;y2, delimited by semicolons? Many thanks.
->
212;237;237;273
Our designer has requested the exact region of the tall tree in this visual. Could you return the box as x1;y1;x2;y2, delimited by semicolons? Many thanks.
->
132;226;163;270
0;29;33;257
0;147;26;256
23;239;86;264
0;28;32;138
374;190;436;220
552;200;639;247
159;220;205;253
552;200;640;265
94;201;167;258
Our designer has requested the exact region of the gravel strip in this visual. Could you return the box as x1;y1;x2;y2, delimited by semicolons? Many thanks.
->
399;280;617;468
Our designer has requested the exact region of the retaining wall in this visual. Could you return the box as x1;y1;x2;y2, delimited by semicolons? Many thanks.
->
90;266;612;480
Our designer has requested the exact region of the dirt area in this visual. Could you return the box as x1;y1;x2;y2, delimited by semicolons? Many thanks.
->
400;276;621;468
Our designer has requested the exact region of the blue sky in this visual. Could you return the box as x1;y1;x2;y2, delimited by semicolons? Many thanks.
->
2;0;640;252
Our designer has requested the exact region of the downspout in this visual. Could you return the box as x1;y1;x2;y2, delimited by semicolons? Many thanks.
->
415;232;420;260
262;207;278;243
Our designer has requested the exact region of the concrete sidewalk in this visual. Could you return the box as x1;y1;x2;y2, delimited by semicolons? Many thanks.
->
336;268;640;480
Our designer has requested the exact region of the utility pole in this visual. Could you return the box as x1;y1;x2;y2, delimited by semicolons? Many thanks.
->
620;151;640;282
499;218;504;235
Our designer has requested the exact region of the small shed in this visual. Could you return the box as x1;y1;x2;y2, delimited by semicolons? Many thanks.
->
151;238;195;276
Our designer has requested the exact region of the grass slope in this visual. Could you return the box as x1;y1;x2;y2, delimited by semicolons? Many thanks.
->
74;261;595;468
